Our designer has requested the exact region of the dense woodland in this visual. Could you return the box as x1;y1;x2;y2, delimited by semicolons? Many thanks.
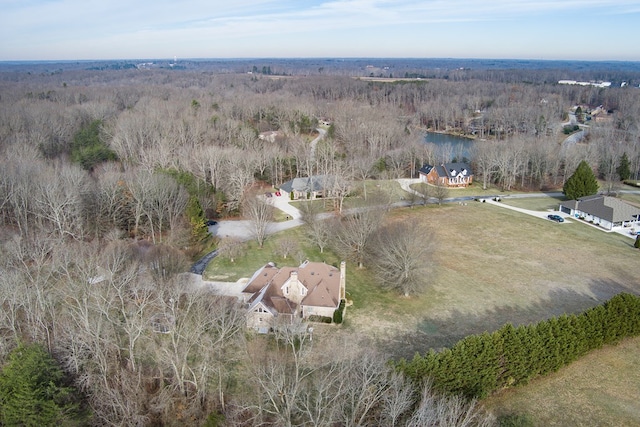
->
1;62;640;425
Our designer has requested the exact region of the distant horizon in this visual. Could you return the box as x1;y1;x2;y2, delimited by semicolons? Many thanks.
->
2;1;639;62
2;56;640;64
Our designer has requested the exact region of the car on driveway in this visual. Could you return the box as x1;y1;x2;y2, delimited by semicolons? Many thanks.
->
547;214;564;223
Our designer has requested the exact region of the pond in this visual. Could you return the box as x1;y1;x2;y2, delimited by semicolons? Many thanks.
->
423;131;474;163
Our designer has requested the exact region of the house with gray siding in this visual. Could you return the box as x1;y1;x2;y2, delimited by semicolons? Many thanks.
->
559;195;640;230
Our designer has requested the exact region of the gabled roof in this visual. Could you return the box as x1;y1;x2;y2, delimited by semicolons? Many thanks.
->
279;175;337;193
418;163;473;178
297;261;340;308
562;195;640;223
243;261;341;315
418;164;434;175
442;162;473;178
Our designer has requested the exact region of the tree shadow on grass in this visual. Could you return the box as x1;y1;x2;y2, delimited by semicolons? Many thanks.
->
382;279;639;361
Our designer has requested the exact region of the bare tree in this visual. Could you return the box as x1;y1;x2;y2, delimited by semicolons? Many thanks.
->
247;319;316;427
471;140;498;190
371;221;435;296
223;155;255;212
33;162;90;240
407;381;496;427
334;204;387;268
433;181;449;205
299;200;332;253
382;371;415;427
217;236;245;263
275;236;299;260
242;194;274;248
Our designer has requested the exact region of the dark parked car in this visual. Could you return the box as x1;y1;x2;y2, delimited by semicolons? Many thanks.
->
206;220;218;226
547;214;564;223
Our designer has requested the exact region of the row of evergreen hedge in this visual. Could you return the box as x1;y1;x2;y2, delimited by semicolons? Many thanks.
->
396;293;640;399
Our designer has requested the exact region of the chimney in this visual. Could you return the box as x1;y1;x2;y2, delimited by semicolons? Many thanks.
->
339;261;346;300
287;271;303;304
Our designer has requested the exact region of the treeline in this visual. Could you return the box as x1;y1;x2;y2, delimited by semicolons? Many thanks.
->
397;293;640;400
1;68;639;201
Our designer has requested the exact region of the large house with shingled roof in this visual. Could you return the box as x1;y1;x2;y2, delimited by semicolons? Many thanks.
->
242;260;346;332
559;195;640;231
419;162;474;188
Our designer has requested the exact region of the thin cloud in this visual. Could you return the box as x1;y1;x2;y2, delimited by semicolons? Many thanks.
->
1;0;639;59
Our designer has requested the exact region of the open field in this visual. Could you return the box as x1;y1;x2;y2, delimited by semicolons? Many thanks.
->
483;335;640;426
335;202;638;356
499;194;565;211
208;198;640;355
206;196;640;424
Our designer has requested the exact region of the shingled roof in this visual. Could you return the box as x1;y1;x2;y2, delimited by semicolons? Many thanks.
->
564;195;640;223
243;261;342;315
279;175;335;194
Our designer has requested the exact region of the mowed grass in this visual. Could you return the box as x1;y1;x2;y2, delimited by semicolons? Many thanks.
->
482;336;640;426
499;194;566;211
203;227;341;281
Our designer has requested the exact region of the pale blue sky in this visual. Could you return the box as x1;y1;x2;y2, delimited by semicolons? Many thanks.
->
2;0;640;61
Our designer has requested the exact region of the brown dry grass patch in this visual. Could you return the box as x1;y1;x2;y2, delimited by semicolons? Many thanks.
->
483;336;640;426
343;202;640;356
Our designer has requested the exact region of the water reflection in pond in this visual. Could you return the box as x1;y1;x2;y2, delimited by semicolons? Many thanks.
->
423;132;474;163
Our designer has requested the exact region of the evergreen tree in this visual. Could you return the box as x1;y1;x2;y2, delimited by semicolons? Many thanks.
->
0;343;82;426
563;160;599;200
635;235;640;249
70;119;117;170
617;153;631;181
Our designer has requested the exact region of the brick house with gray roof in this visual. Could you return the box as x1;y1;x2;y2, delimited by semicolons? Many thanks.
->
419;162;473;188
560;195;640;230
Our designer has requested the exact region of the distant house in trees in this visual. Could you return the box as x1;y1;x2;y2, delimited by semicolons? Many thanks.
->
419;163;474;188
279;174;347;200
258;130;284;143
242;260;346;332
560;195;640;230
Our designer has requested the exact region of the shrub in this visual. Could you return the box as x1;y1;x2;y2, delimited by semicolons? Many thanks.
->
333;299;346;324
396;293;640;399
308;315;332;324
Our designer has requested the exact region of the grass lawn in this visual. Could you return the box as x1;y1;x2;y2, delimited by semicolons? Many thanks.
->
204;227;341;281
206;192;640;425
620;191;640;207
500;194;567;211
288;180;412;213
337;201;640;355
410;180;535;199
482;335;640;426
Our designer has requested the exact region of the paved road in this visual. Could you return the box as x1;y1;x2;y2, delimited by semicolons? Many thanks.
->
309;127;326;163
190;249;219;274
195;182;640;272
